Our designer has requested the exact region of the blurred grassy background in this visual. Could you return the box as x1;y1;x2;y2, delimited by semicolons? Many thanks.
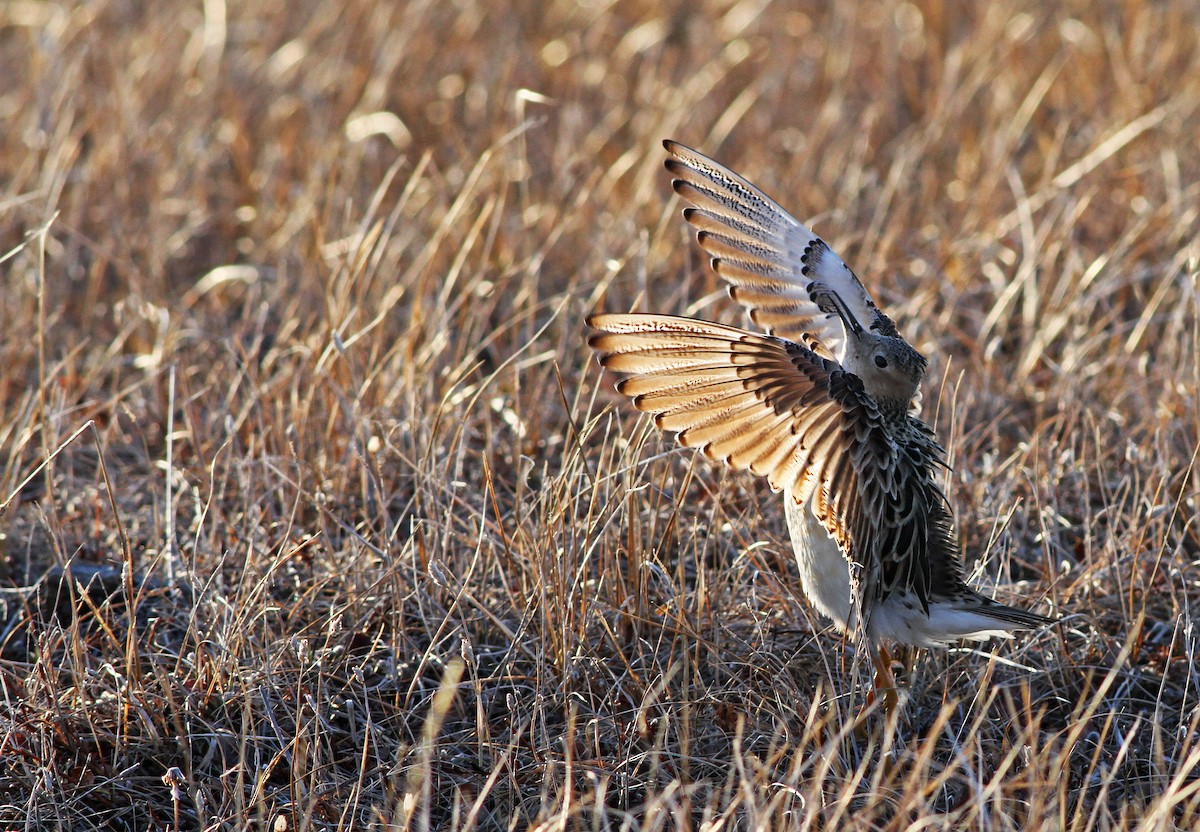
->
2;0;1199;828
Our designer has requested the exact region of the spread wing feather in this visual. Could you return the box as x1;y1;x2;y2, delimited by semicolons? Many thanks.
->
663;140;903;362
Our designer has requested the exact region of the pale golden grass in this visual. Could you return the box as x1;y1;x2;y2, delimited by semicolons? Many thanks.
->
1;0;1199;829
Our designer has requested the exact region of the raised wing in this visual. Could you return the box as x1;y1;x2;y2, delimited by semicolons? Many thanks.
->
663;139;902;361
588;313;847;492
586;313;944;636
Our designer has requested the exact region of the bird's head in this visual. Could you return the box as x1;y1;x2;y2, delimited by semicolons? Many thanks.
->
824;290;927;406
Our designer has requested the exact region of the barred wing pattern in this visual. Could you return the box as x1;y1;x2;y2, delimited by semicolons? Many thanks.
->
663;140;901;361
587;313;953;634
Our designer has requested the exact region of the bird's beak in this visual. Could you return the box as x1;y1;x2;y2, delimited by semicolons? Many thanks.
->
823;290;863;336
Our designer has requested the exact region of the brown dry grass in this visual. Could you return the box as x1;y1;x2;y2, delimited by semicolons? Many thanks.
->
2;0;1199;829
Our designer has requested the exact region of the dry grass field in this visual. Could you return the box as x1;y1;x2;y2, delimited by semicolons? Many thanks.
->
3;0;1199;828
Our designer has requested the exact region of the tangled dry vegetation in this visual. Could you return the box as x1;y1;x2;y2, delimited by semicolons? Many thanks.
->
2;0;1199;829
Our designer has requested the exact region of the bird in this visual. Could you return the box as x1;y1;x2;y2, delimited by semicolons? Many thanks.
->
586;140;1052;713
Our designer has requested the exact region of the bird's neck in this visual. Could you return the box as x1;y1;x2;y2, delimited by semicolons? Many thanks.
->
877;397;911;423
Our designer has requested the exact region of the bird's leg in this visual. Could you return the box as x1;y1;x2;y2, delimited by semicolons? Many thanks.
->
893;644;915;687
855;642;899;736
872;643;898;716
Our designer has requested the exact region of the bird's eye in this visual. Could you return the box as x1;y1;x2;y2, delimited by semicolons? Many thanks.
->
874;355;888;368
